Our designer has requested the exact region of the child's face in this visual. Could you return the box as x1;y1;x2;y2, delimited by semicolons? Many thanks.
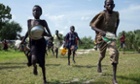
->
105;0;115;12
32;6;41;19
70;28;75;32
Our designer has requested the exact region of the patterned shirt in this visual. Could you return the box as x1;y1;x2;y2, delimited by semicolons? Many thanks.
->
65;32;78;48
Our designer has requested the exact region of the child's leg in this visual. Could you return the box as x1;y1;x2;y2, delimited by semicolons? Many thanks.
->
68;48;71;65
97;48;106;72
27;53;32;66
55;48;58;58
108;41;119;84
72;51;76;63
112;63;118;84
32;55;38;75
97;42;107;72
122;43;126;54
40;64;47;84
72;45;78;63
39;51;47;84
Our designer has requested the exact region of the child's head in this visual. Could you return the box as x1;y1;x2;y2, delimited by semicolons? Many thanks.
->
32;5;42;19
70;25;75;32
104;0;115;12
55;30;59;34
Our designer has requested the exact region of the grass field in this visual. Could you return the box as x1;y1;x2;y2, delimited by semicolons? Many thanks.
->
0;49;140;84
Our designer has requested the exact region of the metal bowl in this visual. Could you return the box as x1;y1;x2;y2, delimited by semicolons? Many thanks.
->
30;25;44;40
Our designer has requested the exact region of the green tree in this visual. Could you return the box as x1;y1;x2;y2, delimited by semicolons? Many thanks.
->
0;3;12;29
79;36;94;49
125;31;135;50
0;21;22;40
133;30;140;53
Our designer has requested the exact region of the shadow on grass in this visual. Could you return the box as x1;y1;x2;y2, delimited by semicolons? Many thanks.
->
60;56;82;58
72;65;96;68
0;65;25;70
45;64;60;66
72;64;108;69
92;81;109;84
118;75;140;84
0;62;26;70
47;81;61;84
0;62;26;65
47;80;109;84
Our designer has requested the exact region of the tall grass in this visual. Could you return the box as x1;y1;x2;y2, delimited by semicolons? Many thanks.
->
0;49;140;84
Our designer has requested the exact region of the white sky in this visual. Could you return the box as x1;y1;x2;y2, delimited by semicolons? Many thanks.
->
1;0;140;39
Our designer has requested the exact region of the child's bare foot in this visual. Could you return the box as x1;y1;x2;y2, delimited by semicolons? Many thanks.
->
27;62;32;67
113;79;118;84
43;80;48;84
68;62;70;65
97;64;102;73
33;66;38;75
73;59;76;64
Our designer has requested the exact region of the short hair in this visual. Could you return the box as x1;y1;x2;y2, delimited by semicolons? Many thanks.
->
56;30;59;32
104;0;114;5
34;5;42;15
104;0;115;8
70;25;75;30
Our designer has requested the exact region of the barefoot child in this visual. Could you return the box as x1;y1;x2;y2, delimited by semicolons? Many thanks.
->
21;5;52;84
90;0;120;83
64;26;82;65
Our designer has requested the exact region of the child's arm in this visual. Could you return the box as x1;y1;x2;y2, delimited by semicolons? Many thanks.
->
21;32;28;44
114;12;120;36
64;33;68;41
92;27;106;36
43;20;52;37
90;12;106;36
75;32;82;43
21;20;30;44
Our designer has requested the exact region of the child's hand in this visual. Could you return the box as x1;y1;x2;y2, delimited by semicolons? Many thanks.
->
20;41;24;44
63;44;66;48
100;31;106;36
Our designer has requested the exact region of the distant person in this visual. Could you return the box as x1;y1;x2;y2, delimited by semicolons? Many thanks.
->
120;31;126;54
2;39;8;50
90;0;120;84
21;5;52;84
53;30;63;58
64;25;82;65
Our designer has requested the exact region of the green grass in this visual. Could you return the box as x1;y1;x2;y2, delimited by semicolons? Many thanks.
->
0;49;140;84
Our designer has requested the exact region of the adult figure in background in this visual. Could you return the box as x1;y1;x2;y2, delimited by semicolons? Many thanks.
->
120;31;126;54
21;5;52;84
90;0;120;83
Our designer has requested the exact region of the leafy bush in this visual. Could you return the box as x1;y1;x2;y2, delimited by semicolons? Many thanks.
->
79;36;94;49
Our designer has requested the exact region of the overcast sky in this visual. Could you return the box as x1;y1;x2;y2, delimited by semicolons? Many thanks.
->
1;0;140;39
